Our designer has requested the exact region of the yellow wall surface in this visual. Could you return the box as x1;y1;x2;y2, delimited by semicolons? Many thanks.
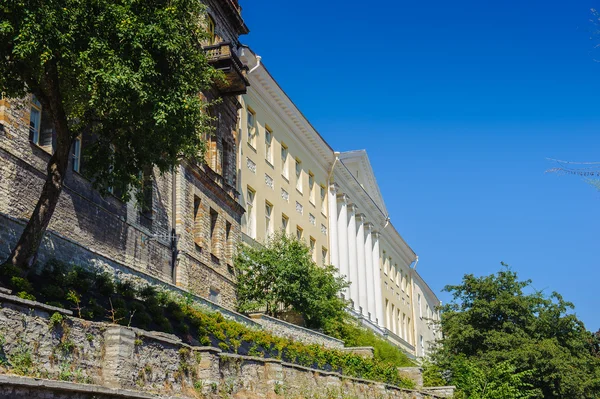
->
237;88;332;266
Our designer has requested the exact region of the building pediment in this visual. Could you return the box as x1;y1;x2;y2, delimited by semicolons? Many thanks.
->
338;150;388;216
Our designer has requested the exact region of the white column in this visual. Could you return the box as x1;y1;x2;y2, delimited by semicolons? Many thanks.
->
364;223;375;321
328;183;339;268
337;194;349;299
347;204;359;311
372;231;384;327
356;214;368;316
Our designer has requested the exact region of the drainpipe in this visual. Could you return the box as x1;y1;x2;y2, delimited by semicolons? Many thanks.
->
328;152;341;183
248;55;262;74
171;169;180;284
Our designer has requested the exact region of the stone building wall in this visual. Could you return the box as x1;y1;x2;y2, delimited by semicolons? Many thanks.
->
0;0;250;310
0;93;242;309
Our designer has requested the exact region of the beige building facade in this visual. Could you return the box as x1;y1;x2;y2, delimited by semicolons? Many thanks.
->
237;48;334;265
412;269;441;357
235;48;441;359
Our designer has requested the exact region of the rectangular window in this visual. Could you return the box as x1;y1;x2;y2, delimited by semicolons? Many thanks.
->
281;213;289;234
418;294;422;318
322;247;328;265
246;187;256;239
265;127;273;164
193;196;203;248
309;237;316;261
382;251;387;275
420;335;424;356
320;185;327;215
402;313;407;340
296;226;303;241
281;143;289;179
210;208;219;257
209;287;220;304
265;201;273;238
29;96;42;145
295;158;302;193
247;107;256;147
72;136;81;172
225;221;232;264
308;172;315;204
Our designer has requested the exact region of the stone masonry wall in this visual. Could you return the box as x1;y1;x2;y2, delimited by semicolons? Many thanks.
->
0;93;241;310
0;289;445;399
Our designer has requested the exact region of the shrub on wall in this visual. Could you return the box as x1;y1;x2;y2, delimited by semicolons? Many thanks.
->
0;259;414;388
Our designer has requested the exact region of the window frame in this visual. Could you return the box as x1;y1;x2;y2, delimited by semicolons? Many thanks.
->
295;158;302;194
265;201;273;238
281;143;289;179
246;186;256;238
265;126;273;164
246;107;256;148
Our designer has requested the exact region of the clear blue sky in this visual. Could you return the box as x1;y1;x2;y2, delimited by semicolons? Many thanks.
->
240;0;600;330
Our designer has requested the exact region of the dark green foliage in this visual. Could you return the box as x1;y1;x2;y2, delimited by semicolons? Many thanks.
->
235;232;350;331
430;264;600;398
235;232;413;368
325;320;413;368
0;259;414;387
10;277;33;294
0;0;217;198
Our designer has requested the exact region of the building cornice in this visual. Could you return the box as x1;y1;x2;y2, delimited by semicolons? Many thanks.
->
241;53;335;176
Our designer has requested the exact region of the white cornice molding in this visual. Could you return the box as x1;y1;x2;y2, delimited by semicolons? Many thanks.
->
412;269;440;304
243;67;335;176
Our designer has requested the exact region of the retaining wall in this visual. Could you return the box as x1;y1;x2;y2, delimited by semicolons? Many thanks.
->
0;290;445;399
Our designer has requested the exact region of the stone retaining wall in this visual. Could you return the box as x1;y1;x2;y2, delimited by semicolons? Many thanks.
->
0;291;445;399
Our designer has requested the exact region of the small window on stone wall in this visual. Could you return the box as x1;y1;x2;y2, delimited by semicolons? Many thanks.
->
209;287;220;304
225;221;232;265
210;208;219;258
193;196;203;249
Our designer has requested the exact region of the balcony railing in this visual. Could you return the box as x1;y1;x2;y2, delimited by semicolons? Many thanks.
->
204;42;249;95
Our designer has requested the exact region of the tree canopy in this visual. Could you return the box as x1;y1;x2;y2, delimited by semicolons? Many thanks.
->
0;0;217;268
427;264;600;398
234;232;350;331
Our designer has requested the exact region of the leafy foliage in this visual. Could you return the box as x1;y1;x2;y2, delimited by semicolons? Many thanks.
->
0;0;217;194
429;264;600;398
0;259;414;388
235;232;413;368
0;0;219;268
235;232;350;331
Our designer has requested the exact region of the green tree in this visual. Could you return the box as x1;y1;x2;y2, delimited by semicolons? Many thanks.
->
0;0;217;269
234;232;350;330
431;264;600;398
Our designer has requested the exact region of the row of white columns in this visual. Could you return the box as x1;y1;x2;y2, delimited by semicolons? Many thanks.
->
328;184;384;327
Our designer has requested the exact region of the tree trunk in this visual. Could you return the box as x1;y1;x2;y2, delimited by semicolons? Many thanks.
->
5;138;72;269
4;62;73;271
